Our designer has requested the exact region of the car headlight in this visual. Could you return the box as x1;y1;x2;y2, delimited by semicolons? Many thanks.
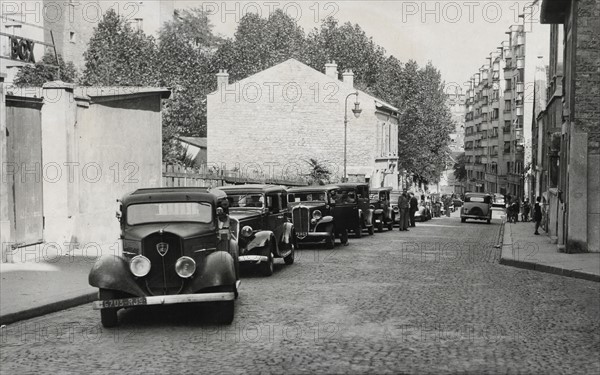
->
241;225;253;237
129;255;151;277
393;206;399;212
175;256;196;278
312;210;322;220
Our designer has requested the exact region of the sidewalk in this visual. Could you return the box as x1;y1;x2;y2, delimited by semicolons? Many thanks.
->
500;220;600;282
0;243;116;325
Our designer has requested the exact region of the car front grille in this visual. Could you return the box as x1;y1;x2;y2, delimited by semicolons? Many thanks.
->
292;206;310;239
142;232;184;295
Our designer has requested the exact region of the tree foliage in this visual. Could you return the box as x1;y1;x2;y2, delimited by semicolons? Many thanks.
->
306;158;332;185
453;153;468;182
13;53;78;86
82;9;158;86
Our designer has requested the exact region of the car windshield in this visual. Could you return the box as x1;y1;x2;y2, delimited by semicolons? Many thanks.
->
334;189;356;203
127;202;213;225
291;192;327;202
466;194;491;203
227;194;264;208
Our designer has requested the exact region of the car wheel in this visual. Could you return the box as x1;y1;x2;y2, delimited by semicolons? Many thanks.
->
340;229;349;245
215;300;234;325
487;218;491;224
377;221;383;232
260;251;274;276
368;225;374;235
284;243;295;265
99;289;119;328
461;218;466;223
387;221;393;231
354;226;362;238
325;231;335;249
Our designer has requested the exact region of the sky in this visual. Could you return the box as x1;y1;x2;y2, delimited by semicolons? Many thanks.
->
174;0;545;95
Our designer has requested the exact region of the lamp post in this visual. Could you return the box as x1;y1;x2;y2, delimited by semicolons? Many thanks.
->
343;91;362;182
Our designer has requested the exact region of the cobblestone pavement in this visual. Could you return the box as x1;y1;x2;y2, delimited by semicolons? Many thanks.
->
1;213;599;374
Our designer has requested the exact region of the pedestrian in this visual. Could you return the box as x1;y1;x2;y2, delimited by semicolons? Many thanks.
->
443;195;451;217
398;190;410;231
522;198;530;222
409;193;418;227
533;196;543;235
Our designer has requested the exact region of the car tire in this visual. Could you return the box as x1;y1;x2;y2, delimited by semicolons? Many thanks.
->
377;221;384;232
461;218;466;223
368;225;374;235
99;289;119;328
354;226;362;238
387;221;393;231
284;243;295;265
216;300;234;325
487;218;491;224
260;251;274;276
340;229;349;245
325;231;335;249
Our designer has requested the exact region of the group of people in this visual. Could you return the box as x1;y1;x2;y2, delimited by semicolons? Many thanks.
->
505;195;544;235
396;190;418;231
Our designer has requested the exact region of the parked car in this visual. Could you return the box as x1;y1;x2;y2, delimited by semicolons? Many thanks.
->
390;191;402;226
460;192;493;223
414;203;432;221
286;185;352;248
214;184;295;276
492;193;505;208
369;187;395;231
335;183;374;237
89;187;240;327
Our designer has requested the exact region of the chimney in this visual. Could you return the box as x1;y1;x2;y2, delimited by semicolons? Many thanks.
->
342;69;354;88
216;69;229;88
325;61;338;79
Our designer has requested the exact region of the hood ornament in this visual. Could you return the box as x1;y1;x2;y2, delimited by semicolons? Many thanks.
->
156;242;169;256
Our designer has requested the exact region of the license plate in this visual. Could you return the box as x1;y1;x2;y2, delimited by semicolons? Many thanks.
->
101;297;147;308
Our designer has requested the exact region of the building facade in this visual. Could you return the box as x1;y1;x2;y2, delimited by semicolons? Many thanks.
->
464;16;549;198
539;0;600;253
207;59;401;189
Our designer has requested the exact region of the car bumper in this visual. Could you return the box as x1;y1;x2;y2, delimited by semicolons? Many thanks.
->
296;232;330;243
93;292;235;310
461;215;489;220
239;255;269;263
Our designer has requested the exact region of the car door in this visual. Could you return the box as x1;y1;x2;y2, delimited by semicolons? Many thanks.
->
266;192;286;245
333;188;359;231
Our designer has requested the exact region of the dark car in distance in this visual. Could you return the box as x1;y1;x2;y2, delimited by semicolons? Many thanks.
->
214;185;295;276
287;185;350;248
89;187;240;327
369;187;395;231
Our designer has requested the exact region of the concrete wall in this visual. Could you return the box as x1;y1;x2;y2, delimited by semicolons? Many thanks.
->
0;74;10;261
207;59;400;187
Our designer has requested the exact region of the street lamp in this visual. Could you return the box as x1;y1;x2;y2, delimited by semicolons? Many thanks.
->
343;91;362;182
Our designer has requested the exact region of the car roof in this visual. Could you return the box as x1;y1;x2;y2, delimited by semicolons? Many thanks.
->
217;184;287;194
336;182;370;189
287;185;339;193
121;187;217;205
370;187;393;192
465;192;492;197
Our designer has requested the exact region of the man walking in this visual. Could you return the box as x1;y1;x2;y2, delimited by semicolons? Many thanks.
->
409;193;418;227
534;196;543;235
398;190;410;231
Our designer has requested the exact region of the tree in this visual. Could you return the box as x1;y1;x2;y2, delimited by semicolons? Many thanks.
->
13;53;78;86
306;158;331;185
82;9;159;86
453;153;468;182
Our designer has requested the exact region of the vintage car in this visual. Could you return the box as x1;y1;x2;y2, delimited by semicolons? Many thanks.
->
287;185;350;248
335;183;374;237
89;187;240;327
414;203;432;222
369;187;395;231
390;190;402;226
460;192;493;223
214;184;295;276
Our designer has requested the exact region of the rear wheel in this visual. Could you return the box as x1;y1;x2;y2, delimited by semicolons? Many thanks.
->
99;289;119;328
377;221;384;232
354;226;362;238
325;231;335;249
461;218;466;223
340;229;349;245
260;251;274;276
215;300;234;325
284;243;295;265
486;218;491;224
368;225;374;235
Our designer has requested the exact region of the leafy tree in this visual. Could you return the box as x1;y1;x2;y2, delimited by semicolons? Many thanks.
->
82;9;159;86
13;53;78;86
306;158;331;185
453;153;468;182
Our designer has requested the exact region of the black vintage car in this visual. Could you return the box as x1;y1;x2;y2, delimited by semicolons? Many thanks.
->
335;183;374;237
287;185;350;248
89;187;240;327
369;187;395;231
214;184;295;276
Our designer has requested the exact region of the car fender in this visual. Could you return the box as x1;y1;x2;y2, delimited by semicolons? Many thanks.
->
182;251;237;294
314;216;334;232
88;255;147;297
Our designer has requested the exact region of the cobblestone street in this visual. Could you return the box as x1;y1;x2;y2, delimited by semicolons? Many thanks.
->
1;212;599;374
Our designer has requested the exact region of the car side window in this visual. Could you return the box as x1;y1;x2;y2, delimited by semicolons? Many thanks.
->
267;194;280;213
280;193;288;209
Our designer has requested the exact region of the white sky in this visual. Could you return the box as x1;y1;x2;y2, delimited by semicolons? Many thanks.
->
175;0;542;95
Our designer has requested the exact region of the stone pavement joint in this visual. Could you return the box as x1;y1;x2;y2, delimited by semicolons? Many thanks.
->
500;220;600;282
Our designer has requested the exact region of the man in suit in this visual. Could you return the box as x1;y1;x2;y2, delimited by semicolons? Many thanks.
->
398;190;410;231
409;193;418;227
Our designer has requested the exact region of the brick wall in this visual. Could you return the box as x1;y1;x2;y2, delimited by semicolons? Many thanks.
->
207;59;399;182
